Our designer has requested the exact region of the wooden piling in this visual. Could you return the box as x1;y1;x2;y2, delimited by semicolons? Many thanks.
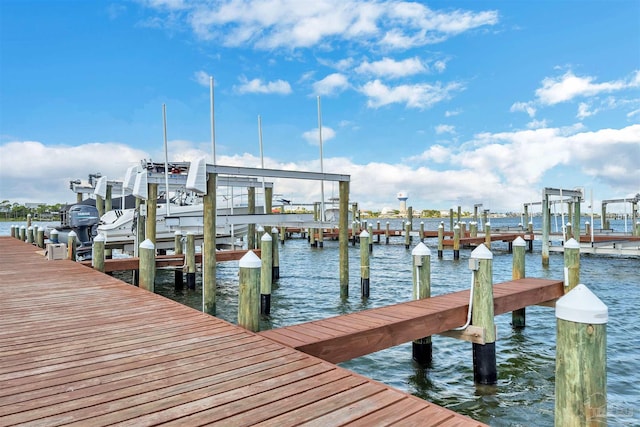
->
67;231;77;261
585;221;591;237
309;226;316;247
339;181;349;298
271;227;280;281
146;183;158;246
376;221;381;244
50;228;58;244
460;221;467;239
412;242;432;366
186;232;196;290
437;222;444;259
19;226;26;242
247;187;256;249
470;244;497;385
27;226;34;244
565;222;572;241
174;231;183;289
37;227;45;248
453;224;460;260
256;225;264;249
449;208;454;232
139;238;155;292
105;184;112;259
260;232;273;315
385;221;390;244
404;221;411;249
572;197;581;240
470;221;477;238
203;173;216;314
484;222;491;249
564;238;580;292
10;225;15;239
238;251;261;332
511;236;526;328
555;284;607;426
92;233;106;273
419;221;425;242
318;225;324;248
542;194;550;266
360;230;370;298
26;213;32;228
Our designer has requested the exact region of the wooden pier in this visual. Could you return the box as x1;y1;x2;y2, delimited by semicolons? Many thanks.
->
0;237;485;426
259;278;563;364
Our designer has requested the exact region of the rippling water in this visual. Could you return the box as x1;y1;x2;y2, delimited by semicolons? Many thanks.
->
2;218;638;425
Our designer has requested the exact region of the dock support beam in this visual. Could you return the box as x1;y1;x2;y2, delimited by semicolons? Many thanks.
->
146;183;157;247
412;242;432;366
203;173;217;314
238;251;261;332
555;284;607;426
511;237;526;328
360;230;370;298
92;234;105;273
139;239;155;292
471;244;497;385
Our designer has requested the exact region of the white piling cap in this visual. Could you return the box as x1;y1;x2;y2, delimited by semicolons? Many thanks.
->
513;236;526;247
470;243;493;259
359;230;370;238
239;250;261;268
412;242;431;256
454;224;459;229
556;284;608;324
28;226;33;230
438;223;444;228
564;238;580;249
140;239;155;250
261;232;272;241
187;231;194;235
271;227;279;234
174;231;182;236
566;222;571;226
485;221;491;226
51;229;58;235
20;225;26;229
68;230;77;237
94;233;106;242
257;225;264;232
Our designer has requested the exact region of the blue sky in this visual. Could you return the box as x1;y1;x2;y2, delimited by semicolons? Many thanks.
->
1;0;639;213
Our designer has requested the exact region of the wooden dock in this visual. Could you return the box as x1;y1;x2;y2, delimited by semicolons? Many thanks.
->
0;237;485;426
260;278;563;364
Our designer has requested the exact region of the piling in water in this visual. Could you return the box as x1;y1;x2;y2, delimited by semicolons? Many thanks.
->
555;284;607;426
453;224;460;260
139;239;155;292
471;244;497;385
186;232;196;290
360;230;370;298
563;238;580;292
238;251;261;332
511;236;526;328
67;231;77;261
92;234;106;273
260;232;273;315
404;221;411;249
412;242;432;366
174;231;183;289
437;222;444;259
271;227;280;281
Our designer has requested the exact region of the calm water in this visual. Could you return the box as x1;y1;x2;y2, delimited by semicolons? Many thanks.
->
2;218;638;426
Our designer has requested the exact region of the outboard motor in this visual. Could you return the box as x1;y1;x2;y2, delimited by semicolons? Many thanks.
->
67;204;100;260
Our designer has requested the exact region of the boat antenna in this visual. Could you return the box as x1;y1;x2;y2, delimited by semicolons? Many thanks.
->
317;96;325;222
162;103;170;217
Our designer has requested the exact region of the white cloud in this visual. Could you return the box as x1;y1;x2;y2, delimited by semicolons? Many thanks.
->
302;127;336;145
193;70;212;87
435;124;455;134
360;79;463;109
312;73;349;96
433;60;447;73
526;119;548;129
144;0;498;50
535;70;639;105
355;57;426;78
577;102;596;119
445;109;461;117
510;101;536;118
234;76;292;95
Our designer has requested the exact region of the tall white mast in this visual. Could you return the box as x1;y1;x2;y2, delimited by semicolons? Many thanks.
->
317;96;325;222
258;115;267;214
210;76;216;165
162;103;170;216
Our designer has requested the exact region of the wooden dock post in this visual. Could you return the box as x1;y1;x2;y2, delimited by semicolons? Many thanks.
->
256;225;264;249
186;232;196;290
636;220;640;237
404;221;411;249
318;224;324;248
351;220;357;246
9;225;15;239
555;284;607;426
437;222;444;259
271;227;280;281
309;226;316;247
412;242;432;366
339;181;349;298
385;221;390;244
460;221;467;238
585;221;591;237
367;223;373;253
470;221;477;238
419;221;425;242
146;183;158;246
92;233;106;273
174;231;183;289
203;172;217;314
50;228;58;244
453;224;460;260
542;193;550;266
247;187;256;249
36;227;45;248
260;232;273;315
377;221;381;244
238;251;261;332
484;222;491;249
19;226;26;242
470;244;497;385
449;208;454;231
564;238;580;292
565;222;572;241
27;226;34;244
280;225;286;245
27;213;32;227
511;236;526;328
360;230;370;298
139;238;155;292
572;196;581;240
105;184;112;259
67;230;77;261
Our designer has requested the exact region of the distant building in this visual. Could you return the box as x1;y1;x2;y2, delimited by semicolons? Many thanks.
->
397;192;408;215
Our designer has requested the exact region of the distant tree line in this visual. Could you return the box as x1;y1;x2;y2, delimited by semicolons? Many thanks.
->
0;200;63;221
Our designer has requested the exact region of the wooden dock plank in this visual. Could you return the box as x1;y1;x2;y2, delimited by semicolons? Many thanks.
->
259;278;564;363
0;237;483;426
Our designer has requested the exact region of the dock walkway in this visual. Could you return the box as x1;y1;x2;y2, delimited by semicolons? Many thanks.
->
259;278;563;364
0;237;484;426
